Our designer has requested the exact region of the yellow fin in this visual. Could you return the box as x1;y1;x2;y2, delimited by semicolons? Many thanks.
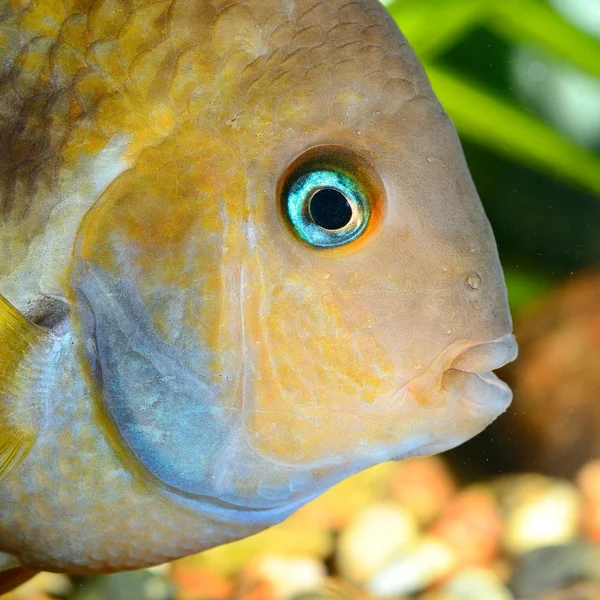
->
0;294;45;482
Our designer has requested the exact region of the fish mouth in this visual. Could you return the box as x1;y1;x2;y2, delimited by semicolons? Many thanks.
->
406;332;518;411
443;332;518;409
171;335;518;525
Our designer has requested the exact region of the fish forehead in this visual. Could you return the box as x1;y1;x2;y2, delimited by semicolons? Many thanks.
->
3;0;507;413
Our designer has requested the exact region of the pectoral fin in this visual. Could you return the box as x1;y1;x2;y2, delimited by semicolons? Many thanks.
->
0;294;45;482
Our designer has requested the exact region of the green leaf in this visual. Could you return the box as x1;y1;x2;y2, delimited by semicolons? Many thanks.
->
386;0;491;60
488;0;600;81
426;64;600;198
503;266;554;313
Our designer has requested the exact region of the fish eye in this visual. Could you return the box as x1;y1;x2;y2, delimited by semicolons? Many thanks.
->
285;169;369;248
280;147;384;251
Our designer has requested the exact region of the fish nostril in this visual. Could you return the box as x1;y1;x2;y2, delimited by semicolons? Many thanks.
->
466;273;481;290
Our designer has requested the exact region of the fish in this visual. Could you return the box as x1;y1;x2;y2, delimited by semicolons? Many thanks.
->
0;0;518;590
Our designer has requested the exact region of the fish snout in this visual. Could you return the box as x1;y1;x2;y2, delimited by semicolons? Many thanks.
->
405;333;518;413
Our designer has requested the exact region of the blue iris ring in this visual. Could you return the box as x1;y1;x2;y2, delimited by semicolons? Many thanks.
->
285;169;370;248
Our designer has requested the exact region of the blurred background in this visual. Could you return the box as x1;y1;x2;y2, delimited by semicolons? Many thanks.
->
7;0;600;598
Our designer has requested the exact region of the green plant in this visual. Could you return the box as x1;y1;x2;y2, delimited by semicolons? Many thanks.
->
386;0;600;200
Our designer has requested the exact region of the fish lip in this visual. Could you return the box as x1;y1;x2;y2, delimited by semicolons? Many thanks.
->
444;369;512;410
449;332;518;375
404;332;518;409
441;332;518;409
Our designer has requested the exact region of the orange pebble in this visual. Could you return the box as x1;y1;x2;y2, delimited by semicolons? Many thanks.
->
388;457;456;525
576;460;600;542
580;502;600;542
576;460;600;501
235;579;278;600
429;488;502;567
172;566;233;600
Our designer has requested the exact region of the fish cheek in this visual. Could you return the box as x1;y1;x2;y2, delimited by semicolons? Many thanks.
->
241;154;410;466
239;245;399;464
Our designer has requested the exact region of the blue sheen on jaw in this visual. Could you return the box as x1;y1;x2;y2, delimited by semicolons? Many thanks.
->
285;169;370;248
73;267;230;491
71;264;341;517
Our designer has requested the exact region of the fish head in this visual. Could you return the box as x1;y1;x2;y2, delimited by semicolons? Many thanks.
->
69;0;516;529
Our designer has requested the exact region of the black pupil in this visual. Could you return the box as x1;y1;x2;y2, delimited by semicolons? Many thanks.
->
309;188;353;230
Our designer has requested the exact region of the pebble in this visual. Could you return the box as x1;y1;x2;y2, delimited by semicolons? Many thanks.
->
336;502;419;584
176;520;333;577
576;460;600;542
239;555;326;600
430;487;503;567
235;578;277;600
498;476;582;555
435;567;514;600
70;570;174;600
388;457;456;526
295;462;398;530
366;536;456;597
535;581;600;600
292;579;372;600
172;566;232;600
576;461;600;503
509;543;600;599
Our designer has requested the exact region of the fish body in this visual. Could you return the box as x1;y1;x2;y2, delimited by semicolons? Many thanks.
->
0;0;516;584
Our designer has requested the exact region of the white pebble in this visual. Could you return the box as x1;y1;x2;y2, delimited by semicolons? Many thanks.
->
503;480;581;554
145;563;172;576
440;567;514;600
367;536;457;597
336;502;419;584
251;555;326;600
